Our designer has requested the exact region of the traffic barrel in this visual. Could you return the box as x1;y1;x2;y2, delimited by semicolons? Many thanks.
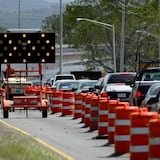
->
62;91;75;116
148;118;160;159
0;88;6;103
50;90;63;113
108;99;129;144
24;86;36;96
81;93;87;123
114;105;139;154
130;111;158;160
84;93;93;127
74;92;83;119
90;95;99;131
98;97;109;136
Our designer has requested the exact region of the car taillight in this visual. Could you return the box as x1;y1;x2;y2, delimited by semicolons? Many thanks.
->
136;90;142;97
101;92;108;97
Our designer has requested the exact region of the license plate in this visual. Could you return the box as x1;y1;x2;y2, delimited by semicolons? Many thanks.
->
118;93;126;98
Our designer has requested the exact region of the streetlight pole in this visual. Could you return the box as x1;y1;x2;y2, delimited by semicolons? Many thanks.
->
76;18;116;72
120;0;125;72
59;0;63;74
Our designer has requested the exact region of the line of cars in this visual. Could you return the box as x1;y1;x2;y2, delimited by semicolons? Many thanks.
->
50;72;136;102
47;69;160;113
51;79;97;93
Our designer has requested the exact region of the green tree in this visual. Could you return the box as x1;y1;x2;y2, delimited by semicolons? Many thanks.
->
42;0;159;72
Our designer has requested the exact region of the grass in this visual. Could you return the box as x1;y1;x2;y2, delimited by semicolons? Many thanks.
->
0;132;63;160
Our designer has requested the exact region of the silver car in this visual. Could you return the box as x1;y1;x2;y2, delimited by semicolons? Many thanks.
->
141;83;160;113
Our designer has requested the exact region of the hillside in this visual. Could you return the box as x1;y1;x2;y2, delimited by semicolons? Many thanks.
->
0;0;73;29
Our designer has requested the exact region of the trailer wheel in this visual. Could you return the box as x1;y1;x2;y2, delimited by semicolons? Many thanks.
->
42;110;47;118
3;110;9;118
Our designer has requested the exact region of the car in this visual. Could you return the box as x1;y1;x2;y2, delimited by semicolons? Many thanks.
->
51;79;79;92
141;83;160;112
75;79;97;93
130;67;160;106
51;74;76;86
93;77;105;95
100;72;136;102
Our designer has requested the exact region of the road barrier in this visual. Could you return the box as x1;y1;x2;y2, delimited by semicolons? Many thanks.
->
148;118;160;160
90;95;99;131
0;88;6;104
81;93;87;123
130;111;158;160
115;105;139;153
62;91;75;116
108;100;129;144
98;97;109;136
74;92;83;119
84;93;93;127
50;90;63;114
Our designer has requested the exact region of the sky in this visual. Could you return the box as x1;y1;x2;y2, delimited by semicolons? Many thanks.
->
0;0;74;29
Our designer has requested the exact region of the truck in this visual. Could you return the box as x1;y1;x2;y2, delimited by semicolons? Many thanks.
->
130;60;160;106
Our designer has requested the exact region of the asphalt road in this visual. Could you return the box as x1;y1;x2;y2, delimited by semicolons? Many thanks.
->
0;109;129;160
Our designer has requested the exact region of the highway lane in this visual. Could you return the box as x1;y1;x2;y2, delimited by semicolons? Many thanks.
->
0;109;129;160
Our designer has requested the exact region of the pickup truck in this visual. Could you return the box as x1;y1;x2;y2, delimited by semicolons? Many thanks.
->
130;67;160;106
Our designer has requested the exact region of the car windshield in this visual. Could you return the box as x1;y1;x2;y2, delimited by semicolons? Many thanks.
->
80;82;96;90
59;81;79;90
107;74;135;84
56;76;75;80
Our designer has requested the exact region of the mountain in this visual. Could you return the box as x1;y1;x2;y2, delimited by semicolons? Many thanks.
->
0;0;73;29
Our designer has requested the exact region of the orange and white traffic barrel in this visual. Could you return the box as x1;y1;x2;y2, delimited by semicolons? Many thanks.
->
62;91;75;116
74;92;83;119
114;105;139;154
50;90;63;113
90;95;99;131
81;93;87;123
130;111;158;160
148;118;160;160
108;100;129;144
84;93;93;127
0;88;6;103
98;97;109;136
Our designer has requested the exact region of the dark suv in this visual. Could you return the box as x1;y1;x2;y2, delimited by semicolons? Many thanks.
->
130;67;160;106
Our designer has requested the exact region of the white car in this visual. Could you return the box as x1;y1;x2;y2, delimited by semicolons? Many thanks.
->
100;72;136;102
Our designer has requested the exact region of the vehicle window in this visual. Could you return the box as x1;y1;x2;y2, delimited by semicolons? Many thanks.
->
56;76;75;81
137;69;160;81
59;82;78;89
80;82;96;89
107;74;135;84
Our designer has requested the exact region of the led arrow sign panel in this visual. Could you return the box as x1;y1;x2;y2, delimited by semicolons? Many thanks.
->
0;32;55;63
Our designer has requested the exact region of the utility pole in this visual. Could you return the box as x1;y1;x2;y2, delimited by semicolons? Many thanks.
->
120;0;125;72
